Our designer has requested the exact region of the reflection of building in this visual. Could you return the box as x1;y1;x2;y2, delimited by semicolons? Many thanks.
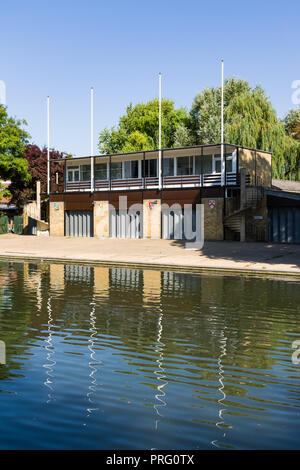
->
50;264;64;291
49;143;279;242
143;270;161;305
94;267;109;298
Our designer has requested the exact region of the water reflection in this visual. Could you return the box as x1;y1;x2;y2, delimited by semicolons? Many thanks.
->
43;296;56;404
85;296;100;423
0;260;300;449
212;327;228;448
154;311;168;430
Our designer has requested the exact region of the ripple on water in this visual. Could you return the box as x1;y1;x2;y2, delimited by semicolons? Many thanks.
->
0;262;300;449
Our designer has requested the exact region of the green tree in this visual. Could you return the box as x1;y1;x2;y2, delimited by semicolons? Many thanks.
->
0;105;31;198
283;109;300;141
175;78;300;180
98;99;187;154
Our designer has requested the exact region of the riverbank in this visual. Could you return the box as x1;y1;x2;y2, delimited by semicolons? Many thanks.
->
0;234;299;276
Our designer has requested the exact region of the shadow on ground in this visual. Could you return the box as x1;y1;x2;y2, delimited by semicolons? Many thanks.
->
170;240;300;269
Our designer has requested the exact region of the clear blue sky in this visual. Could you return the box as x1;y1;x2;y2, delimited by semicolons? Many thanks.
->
1;0;300;156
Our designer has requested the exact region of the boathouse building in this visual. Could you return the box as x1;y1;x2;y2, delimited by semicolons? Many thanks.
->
48;143;286;242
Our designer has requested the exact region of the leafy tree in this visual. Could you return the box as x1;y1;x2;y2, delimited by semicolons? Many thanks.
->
283;109;300;141
98;99;187;154
175;78;250;146
9;145;64;203
175;78;300;179
0;105;31;199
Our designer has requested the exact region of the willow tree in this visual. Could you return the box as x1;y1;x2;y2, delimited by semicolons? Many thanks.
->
226;86;299;179
175;78;300;179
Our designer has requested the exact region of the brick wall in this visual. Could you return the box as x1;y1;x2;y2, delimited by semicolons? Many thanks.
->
143;199;161;239
202;198;224;240
94;201;109;238
49;201;64;236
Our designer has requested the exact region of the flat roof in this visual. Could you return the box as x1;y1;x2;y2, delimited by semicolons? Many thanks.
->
49;143;272;163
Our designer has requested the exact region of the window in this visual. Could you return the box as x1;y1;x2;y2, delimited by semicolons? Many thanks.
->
95;163;107;180
80;164;91;181
202;155;212;174
213;154;234;173
143;159;157;177
111;162;122;180
214;156;221;173
195;157;201;175
163;158;174;176
124;160;139;179
226;159;233;172
67;166;79;182
177;156;193;176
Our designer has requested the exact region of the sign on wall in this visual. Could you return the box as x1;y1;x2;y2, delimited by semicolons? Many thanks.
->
209;200;216;209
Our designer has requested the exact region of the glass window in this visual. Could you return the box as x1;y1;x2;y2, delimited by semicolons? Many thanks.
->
177;156;193;176
111;162;122;180
215;159;221;173
163;158;174;176
95;163;107;180
80;164;91;181
124;160;139;178
202;155;212;174
226;159;233;172
67;166;79;182
195;156;201;174
143;159;157;177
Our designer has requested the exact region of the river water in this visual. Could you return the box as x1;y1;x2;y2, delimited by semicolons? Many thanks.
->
0;260;299;449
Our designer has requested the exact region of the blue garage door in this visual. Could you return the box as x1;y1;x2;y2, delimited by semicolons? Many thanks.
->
109;209;143;238
162;207;197;240
268;207;300;243
65;211;93;237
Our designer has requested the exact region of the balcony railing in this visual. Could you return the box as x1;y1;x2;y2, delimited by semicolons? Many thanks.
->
63;172;240;192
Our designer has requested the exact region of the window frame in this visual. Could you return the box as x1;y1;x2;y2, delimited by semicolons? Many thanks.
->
94;162;108;181
67;166;80;182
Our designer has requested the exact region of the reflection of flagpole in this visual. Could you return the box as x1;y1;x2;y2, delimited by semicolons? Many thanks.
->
154;310;168;430
85;296;100;422
43;295;56;403
212;327;229;448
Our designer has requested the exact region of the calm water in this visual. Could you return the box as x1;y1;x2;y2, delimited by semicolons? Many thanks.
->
0;260;300;449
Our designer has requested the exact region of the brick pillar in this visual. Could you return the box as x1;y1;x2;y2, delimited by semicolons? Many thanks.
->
143;199;161;239
94;201;109;238
49;201;64;236
202;198;224;240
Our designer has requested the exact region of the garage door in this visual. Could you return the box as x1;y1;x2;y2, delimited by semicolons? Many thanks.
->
65;211;93;237
268;207;300;243
109;209;143;238
162;207;197;240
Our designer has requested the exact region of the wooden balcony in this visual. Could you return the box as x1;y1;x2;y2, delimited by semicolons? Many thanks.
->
61;172;241;193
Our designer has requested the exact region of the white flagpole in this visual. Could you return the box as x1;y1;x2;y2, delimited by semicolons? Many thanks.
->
90;87;94;192
158;72;162;190
91;87;94;156
221;60;225;186
47;96;50;195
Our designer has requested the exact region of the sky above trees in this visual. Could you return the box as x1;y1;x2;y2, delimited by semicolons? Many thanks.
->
1;0;300;156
